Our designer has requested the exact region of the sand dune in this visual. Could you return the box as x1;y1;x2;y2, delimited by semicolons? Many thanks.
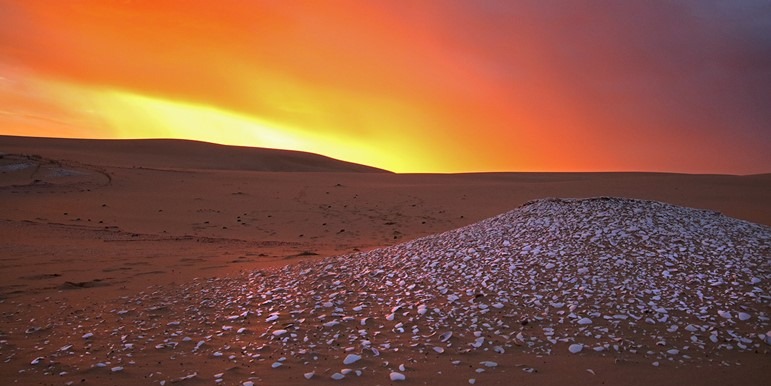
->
0;137;769;385
0;135;389;173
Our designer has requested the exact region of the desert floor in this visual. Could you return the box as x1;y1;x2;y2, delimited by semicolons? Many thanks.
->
1;137;769;385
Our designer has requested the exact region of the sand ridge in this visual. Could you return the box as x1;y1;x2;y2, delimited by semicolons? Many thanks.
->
0;135;389;173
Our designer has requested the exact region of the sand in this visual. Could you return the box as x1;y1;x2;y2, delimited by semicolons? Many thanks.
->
0;135;769;385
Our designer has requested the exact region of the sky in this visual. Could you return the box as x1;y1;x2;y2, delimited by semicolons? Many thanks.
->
0;0;769;173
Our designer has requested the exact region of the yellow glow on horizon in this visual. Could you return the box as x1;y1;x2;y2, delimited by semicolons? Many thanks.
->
12;75;459;172
93;90;414;172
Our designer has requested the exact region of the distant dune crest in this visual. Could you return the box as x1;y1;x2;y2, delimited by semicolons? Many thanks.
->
0;135;390;173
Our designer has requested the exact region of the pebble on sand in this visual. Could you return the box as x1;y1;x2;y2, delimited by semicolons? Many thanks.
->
343;353;362;365
390;372;406;381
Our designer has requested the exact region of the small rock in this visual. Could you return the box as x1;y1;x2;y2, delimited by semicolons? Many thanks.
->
343;354;361;365
390;372;406;381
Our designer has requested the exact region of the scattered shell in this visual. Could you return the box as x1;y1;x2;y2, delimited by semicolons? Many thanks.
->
33;198;771;384
331;373;345;380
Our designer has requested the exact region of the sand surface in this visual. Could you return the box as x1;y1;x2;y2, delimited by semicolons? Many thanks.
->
0;136;769;385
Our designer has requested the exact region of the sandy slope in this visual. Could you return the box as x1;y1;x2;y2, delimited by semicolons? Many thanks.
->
0;136;769;385
0;135;389;173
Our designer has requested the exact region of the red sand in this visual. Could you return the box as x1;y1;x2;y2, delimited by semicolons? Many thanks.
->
0;136;769;385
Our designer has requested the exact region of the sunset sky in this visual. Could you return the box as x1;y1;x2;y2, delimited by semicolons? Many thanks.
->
1;0;769;173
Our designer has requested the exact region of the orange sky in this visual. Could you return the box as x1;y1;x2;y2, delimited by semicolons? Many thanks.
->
1;0;769;173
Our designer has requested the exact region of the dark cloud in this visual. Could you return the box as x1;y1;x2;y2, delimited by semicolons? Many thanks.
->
440;0;771;171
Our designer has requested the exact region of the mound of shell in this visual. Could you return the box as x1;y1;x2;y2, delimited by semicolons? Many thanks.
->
27;198;771;383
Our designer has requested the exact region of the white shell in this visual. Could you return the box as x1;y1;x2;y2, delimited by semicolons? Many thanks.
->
389;372;406;381
343;354;361;365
